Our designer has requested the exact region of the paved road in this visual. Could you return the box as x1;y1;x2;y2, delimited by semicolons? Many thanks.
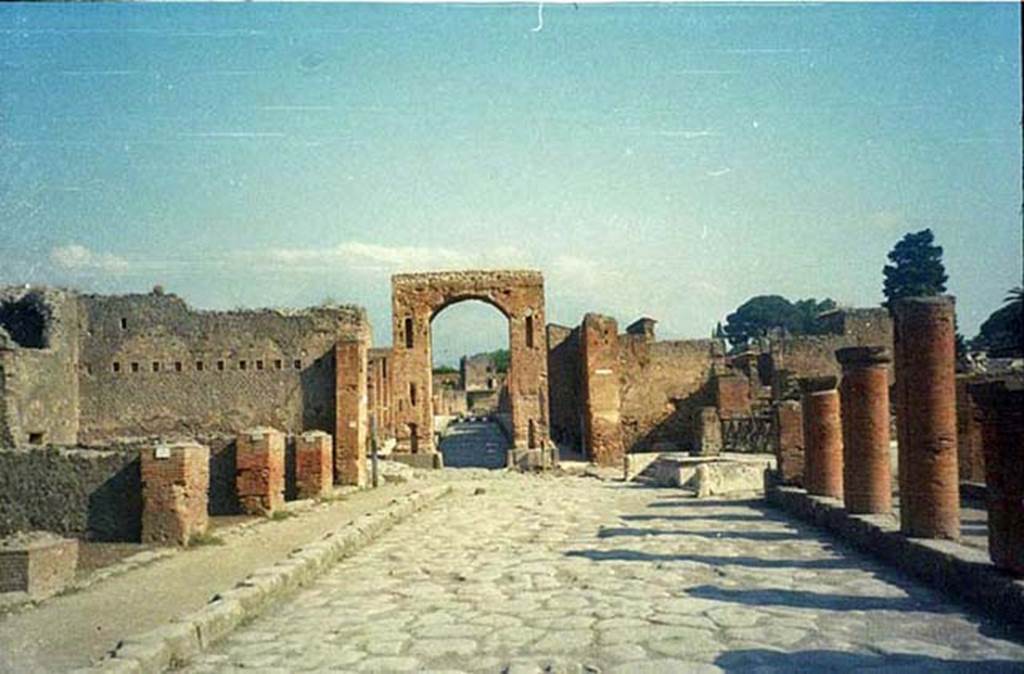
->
181;467;1024;673
440;420;509;469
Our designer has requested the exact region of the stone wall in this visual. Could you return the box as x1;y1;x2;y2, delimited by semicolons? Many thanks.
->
0;287;80;448
619;337;721;452
76;292;368;442
774;309;893;382
546;324;581;449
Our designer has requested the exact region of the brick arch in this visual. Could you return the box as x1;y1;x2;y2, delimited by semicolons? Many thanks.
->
391;270;550;456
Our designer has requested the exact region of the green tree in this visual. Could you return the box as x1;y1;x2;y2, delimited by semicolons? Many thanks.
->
722;295;835;348
882;229;948;308
972;287;1023;357
489;349;510;373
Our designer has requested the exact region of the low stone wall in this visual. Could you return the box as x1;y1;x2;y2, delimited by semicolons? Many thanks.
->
0;436;299;541
765;472;1024;629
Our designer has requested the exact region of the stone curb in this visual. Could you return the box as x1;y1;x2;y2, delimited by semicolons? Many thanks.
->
73;485;453;674
764;472;1024;628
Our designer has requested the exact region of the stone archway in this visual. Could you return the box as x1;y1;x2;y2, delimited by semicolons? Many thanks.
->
391;270;550;460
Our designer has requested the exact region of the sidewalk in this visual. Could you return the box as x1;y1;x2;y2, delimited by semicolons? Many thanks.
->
0;479;445;673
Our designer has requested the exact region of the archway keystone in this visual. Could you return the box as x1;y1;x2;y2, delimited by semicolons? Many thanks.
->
391;270;550;456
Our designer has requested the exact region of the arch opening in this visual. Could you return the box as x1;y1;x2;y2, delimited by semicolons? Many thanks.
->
431;299;511;469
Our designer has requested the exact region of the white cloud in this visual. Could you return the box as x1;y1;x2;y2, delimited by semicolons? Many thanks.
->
50;244;130;273
246;240;530;274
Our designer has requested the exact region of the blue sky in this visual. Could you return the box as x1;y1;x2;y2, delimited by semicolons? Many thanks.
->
0;3;1020;365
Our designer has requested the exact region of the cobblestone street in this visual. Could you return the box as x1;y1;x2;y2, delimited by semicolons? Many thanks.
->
182;457;1024;672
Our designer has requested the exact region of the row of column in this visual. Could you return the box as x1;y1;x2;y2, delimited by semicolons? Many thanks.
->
140;428;339;545
786;296;1022;574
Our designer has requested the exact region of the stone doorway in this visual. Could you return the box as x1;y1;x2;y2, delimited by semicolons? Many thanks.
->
391;271;551;464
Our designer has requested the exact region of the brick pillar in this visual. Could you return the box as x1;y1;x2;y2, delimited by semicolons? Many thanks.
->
894;296;959;539
774;399;804;486
800;376;843;499
295;431;333;499
236;427;285;516
956;376;986;484
969;379;1024;575
141;442;209;545
580;314;623;467
836;346;893;514
336;337;368;487
715;373;751;419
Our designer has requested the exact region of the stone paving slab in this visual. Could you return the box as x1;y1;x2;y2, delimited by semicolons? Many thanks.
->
0;481;447;673
179;471;1024;673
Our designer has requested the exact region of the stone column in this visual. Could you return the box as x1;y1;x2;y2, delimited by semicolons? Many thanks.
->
893;296;959;539
335;337;368;487
695;406;722;456
836;346;892;514
141;442;210;545
236;427;285;516
774;399;804;486
968;379;1024;575
800;376;843;499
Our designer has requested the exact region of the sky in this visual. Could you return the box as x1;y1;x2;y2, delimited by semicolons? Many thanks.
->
0;2;1020;366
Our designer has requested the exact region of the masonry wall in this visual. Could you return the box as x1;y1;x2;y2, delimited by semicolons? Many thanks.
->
618;337;721;452
0;288;80;448
76;292;367;442
546;324;581;449
775;310;893;381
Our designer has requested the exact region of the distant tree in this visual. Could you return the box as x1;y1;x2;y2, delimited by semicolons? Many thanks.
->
490;349;510;373
723;295;835;348
432;365;458;375
972;287;1023;357
713;322;726;339
882;229;948;308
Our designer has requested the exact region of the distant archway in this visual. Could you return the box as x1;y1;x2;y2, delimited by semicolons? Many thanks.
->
391;270;550;455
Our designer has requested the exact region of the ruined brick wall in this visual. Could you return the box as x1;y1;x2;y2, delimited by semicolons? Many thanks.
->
368;348;393;439
619;337;721;452
580;314;623;465
546;324;581;449
76;292;368;443
0;287;80;447
460;353;500;391
775;309;893;382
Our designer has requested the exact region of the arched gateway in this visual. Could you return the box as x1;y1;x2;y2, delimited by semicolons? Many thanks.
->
391;270;552;463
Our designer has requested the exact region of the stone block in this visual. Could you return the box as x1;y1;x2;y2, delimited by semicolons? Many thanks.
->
695;406;722;456
141;442;210;545
0;531;78;598
389;452;443;470
295;431;333;499
236;427;285;516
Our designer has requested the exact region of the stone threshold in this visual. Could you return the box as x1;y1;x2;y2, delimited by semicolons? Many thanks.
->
72;485;453;674
764;473;1024;630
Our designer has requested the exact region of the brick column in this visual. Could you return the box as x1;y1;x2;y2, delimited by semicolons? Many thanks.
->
956;376;986;484
836;346;892;514
295;431;333;499
236;427;285;516
580;314;623;467
774;399;804;486
893;296;959;539
141;442;210;545
969;379;1024;575
800;376;843;499
336;337;368;486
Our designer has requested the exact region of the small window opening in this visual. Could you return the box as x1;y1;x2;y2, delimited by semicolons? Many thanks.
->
217;360;225;371
293;359;302;369
409;383;417;407
526;315;535;348
274;359;283;370
256;359;264;371
408;423;419;454
196;361;204;371
112;361;121;373
152;362;160;373
130;362;140;373
28;432;44;445
404;317;414;349
84;363;92;376
174;361;182;372
120;317;128;330
382;359;388;379
239;360;247;371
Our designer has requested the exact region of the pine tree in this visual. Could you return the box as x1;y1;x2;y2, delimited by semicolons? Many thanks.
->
882;229;948;308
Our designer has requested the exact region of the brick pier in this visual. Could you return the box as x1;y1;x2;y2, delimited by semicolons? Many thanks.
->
836;346;892;515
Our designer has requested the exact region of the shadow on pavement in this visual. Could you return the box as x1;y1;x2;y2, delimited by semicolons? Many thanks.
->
714;648;1022;673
